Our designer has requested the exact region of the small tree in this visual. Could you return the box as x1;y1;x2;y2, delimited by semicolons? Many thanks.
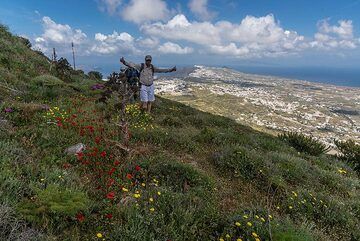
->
279;132;330;156
55;57;73;82
18;36;32;48
335;139;360;174
88;71;103;80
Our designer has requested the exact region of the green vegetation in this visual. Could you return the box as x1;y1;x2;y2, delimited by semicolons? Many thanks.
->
1;24;359;241
335;139;360;174
278;131;330;156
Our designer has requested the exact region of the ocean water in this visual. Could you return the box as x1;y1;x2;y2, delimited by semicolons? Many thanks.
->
231;66;360;88
92;63;360;88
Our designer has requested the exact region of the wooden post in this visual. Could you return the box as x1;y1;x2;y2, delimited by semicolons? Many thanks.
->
71;42;76;70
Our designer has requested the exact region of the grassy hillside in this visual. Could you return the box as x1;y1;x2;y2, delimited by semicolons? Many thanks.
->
1;25;359;241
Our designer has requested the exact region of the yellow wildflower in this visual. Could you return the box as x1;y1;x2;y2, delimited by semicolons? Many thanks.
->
133;194;141;199
150;208;155;212
157;191;161;195
243;215;248;219
289;206;293;209
255;239;261;241
225;234;231;238
260;217;266;222
235;222;241;227
292;191;298;197
141;183;146;187
255;215;259;219
237;239;243;241
219;238;225;241
252;232;258;238
247;222;252;227
268;215;273;219
122;187;129;192
149;198;154;202
96;233;103;238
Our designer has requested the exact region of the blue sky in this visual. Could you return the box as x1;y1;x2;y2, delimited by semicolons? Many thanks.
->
1;0;360;73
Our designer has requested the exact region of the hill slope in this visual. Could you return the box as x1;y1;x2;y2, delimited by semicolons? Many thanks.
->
1;25;359;241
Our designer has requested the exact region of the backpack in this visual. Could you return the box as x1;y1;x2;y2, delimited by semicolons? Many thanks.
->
140;63;154;76
125;67;140;86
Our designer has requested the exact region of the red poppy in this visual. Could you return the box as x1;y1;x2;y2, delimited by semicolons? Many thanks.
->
79;128;85;136
106;191;115;199
114;160;120;166
63;163;71;169
76;152;84;161
55;117;62;121
105;213;113;219
95;136;101;144
57;121;63;127
108;168;116;176
126;173;133;179
107;178;115;187
135;165;141;171
76;213;85;222
109;154;114;159
100;151;106;157
82;160;90;165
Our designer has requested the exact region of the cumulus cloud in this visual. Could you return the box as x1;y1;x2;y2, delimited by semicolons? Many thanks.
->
90;31;139;55
33;16;87;54
158;42;193;54
310;19;358;49
141;14;306;57
98;0;123;15
188;0;216;21
121;0;170;24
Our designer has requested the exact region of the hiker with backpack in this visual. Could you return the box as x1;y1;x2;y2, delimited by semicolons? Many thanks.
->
120;55;176;113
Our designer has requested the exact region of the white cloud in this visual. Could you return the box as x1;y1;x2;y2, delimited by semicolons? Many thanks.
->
188;0;216;21
121;0;170;24
158;42;193;54
90;31;139;55
98;0;123;16
137;37;160;48
142;14;306;57
33;16;87;54
209;43;249;56
310;19;358;50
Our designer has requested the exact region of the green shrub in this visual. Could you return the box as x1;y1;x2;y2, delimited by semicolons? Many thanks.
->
88;71;103;80
272;220;315;241
0;203;44;241
26;75;72;100
149;160;213;192
211;146;260;180
335;139;360;174
279;132;330;156
30;75;65;87
17;184;89;228
110;189;218;241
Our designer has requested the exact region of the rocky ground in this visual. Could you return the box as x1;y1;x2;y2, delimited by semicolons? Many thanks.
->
156;66;360;147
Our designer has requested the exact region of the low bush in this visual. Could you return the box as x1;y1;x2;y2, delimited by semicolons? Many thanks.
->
335;139;360;174
0;203;44;241
279;132;330;156
211;146;260;180
149;160;213;192
17;184;90;229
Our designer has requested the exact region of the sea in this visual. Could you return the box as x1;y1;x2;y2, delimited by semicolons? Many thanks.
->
94;63;360;88
231;66;360;88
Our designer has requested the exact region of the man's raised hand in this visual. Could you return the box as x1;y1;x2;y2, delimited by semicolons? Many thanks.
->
120;57;125;64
